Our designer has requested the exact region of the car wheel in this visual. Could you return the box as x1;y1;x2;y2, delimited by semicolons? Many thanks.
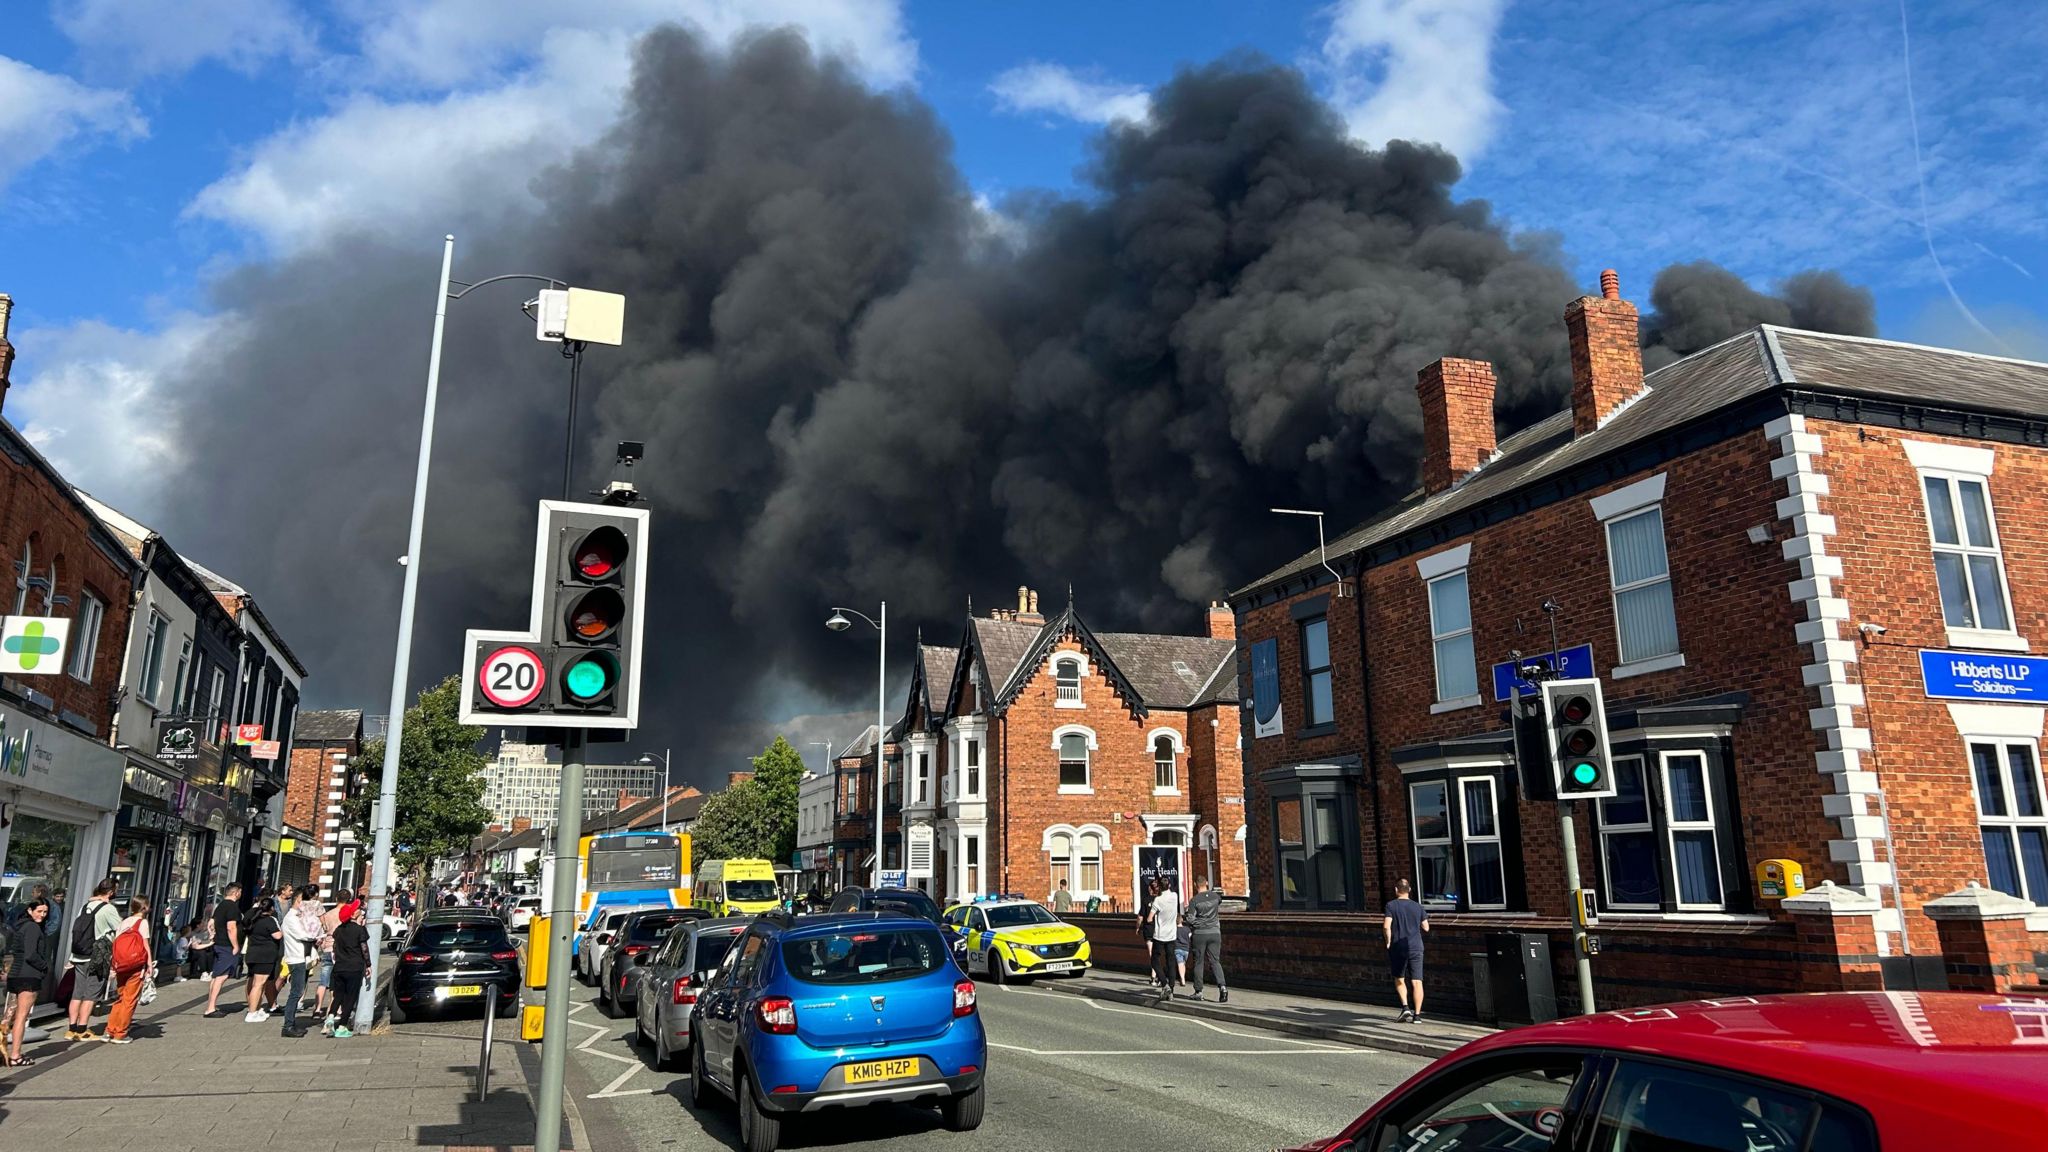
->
737;1070;782;1152
388;996;409;1025
496;993;518;1018
992;952;1010;986
596;966;613;1013
940;1084;986;1131
651;1019;671;1070
688;1031;711;1108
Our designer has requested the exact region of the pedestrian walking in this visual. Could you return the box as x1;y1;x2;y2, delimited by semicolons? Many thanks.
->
242;889;283;1023
316;889;348;1023
328;902;369;1039
280;885;322;1037
64;878;122;1042
1384;878;1430;1023
1182;877;1227;1003
1146;879;1181;998
1050;878;1074;915
102;896;154;1044
5;896;53;1066
203;883;244;1017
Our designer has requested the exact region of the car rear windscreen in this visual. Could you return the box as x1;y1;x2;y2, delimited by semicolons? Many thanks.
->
872;889;941;922
693;932;739;974
781;928;947;985
628;914;693;944
412;923;511;950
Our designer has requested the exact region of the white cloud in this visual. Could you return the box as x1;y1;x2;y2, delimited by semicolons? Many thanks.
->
0;56;146;188
1318;0;1506;160
53;0;314;79
7;312;230;518
188;1;920;254
989;62;1150;126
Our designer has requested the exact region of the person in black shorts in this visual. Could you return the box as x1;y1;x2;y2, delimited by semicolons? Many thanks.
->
1383;878;1430;1023
5;897;54;1066
242;889;283;1022
204;883;244;1018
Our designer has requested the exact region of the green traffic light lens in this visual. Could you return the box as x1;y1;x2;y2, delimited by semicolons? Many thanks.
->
1571;762;1600;786
564;658;612;700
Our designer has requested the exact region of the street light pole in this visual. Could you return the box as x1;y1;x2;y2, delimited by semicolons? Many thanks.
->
357;234;455;1033
825;603;887;887
636;749;673;831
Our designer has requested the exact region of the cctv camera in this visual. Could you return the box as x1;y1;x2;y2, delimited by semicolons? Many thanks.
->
1858;622;1887;636
616;440;645;465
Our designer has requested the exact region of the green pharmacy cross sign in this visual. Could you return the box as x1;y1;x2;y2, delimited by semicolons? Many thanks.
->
0;616;69;675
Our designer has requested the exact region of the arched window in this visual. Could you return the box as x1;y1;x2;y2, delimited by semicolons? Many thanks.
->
1048;831;1072;894
1153;735;1177;791
12;536;30;614
1058;732;1089;789
1152;828;1187;847
1079;830;1104;893
1054;657;1083;704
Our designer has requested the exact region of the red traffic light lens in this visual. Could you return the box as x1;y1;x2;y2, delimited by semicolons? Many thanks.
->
1558;695;1593;724
1564;729;1597;756
572;526;628;581
565;588;624;642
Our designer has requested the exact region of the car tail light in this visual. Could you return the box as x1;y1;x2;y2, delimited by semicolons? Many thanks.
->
490;950;518;961
756;996;797;1034
958;1065;978;1075
672;975;697;1005
401;951;431;963
953;980;977;1017
623;944;649;957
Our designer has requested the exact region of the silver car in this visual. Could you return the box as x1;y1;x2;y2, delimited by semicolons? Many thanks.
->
631;916;749;1070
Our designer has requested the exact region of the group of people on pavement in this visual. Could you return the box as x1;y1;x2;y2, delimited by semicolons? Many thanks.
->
198;882;371;1038
0;877;381;1067
1129;874;1432;1024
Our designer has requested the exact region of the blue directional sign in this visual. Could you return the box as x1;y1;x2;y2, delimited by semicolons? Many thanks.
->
1920;649;2048;703
1492;644;1596;703
879;869;908;888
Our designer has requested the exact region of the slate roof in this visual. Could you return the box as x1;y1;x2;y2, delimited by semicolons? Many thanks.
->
295;709;363;743
1095;633;1238;709
836;725;879;761
1240;326;2048;596
589;786;709;833
970;618;1044;692
918;645;959;712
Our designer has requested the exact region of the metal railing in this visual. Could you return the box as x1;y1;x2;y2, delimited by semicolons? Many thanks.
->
476;979;498;1100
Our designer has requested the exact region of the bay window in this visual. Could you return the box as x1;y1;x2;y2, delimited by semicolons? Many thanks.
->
1972;741;2048;902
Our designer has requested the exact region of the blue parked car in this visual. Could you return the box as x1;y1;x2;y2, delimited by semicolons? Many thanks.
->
689;913;988;1152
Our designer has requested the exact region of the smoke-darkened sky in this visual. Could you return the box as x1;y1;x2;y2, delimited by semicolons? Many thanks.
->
145;28;1873;781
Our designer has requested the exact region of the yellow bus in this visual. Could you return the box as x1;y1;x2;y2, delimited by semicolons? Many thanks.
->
692;858;781;916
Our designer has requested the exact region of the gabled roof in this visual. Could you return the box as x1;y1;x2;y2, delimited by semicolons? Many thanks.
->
1238;325;2048;598
1095;633;1238;710
294;709;362;743
995;605;1150;717
835;725;879;761
915;644;958;718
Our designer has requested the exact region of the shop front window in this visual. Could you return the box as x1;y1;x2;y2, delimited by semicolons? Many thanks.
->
2;812;79;916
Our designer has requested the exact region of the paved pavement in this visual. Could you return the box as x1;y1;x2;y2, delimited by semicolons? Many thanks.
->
0;973;580;1151
1045;969;1494;1058
546;965;1433;1151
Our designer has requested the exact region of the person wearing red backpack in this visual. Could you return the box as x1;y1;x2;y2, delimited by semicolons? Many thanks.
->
101;896;154;1044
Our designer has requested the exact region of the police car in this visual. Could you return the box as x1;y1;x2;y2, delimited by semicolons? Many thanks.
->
941;897;1091;983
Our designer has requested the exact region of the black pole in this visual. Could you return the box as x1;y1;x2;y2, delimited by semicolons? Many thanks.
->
561;341;585;500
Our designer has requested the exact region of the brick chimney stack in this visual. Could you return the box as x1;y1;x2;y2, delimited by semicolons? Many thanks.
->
728;770;755;790
0;294;15;415
1205;601;1236;640
1416;357;1498;495
1017;585;1043;625
1566;269;1645;436
511;817;532;834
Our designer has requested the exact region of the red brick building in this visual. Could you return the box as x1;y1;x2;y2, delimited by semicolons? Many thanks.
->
840;589;1245;909
1229;271;2048;1011
286;708;363;898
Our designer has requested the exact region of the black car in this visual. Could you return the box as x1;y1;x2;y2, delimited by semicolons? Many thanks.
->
598;907;707;1017
826;888;964;965
389;917;522;1023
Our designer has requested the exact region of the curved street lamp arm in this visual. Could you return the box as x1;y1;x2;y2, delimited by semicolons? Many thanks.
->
447;272;567;301
828;606;882;630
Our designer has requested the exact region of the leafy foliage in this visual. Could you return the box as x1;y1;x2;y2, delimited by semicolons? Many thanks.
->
689;735;807;861
340;675;492;883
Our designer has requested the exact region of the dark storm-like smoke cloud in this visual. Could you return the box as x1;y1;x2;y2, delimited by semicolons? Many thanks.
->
150;28;1875;778
1640;262;1877;370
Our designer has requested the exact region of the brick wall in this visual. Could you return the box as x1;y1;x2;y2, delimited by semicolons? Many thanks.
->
1418;358;1498;495
0;438;136;731
1186;700;1249;894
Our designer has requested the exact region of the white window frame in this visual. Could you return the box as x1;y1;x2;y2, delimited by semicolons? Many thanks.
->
965;737;982;798
139;608;170;705
1079;829;1105;896
1598;754;1660;912
1053;724;1095;794
915;749;931;805
1605;507;1683;675
1300;615;1334;727
1426;568;1480;711
1661;751;1724;911
171;637;193;713
68;590;106;683
1457;775;1506;911
1148;727;1183;795
1918;469;2022;650
1409;780;1455;908
1967;737;2048;903
1048;829;1073;897
11;538;28;615
1053;656;1085;708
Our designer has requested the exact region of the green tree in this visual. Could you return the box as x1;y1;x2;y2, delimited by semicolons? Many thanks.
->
340;675;492;889
689;781;782;861
750;736;807;859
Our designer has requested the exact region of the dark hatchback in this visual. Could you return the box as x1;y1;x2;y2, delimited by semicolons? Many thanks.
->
599;907;708;1016
827;888;963;966
389;917;522;1023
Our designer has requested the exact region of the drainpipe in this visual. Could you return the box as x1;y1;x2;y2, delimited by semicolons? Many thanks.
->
1350;560;1385;908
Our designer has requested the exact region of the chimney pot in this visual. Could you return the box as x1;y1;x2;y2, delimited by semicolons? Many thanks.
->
1567;272;1645;436
0;293;14;416
1017;585;1029;613
1415;357;1499;495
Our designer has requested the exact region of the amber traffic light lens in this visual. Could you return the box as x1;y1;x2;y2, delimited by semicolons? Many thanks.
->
572;526;628;581
1559;695;1593;724
565;588;624;642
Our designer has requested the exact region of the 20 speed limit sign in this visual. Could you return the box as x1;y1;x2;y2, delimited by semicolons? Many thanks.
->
478;645;545;709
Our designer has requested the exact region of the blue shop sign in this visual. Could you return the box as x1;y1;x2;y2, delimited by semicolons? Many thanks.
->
1920;649;2048;703
1492;644;1596;702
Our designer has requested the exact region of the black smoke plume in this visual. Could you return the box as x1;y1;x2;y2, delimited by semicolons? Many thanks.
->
1640;262;1877;370
146;28;1873;777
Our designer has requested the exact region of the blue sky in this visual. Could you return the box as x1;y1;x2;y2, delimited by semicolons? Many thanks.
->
2;0;2044;514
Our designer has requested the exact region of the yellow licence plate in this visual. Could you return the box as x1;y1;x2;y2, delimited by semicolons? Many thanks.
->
440;984;484;998
844;1058;920;1085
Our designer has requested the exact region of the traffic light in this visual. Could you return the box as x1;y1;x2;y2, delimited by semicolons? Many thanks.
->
1510;685;1556;802
460;500;649;730
1541;678;1614;800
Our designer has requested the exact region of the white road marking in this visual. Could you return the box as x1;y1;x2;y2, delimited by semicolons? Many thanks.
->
989;1041;1379;1057
1004;986;1357;1049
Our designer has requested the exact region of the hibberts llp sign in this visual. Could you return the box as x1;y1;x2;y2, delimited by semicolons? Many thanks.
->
1920;649;2048;703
